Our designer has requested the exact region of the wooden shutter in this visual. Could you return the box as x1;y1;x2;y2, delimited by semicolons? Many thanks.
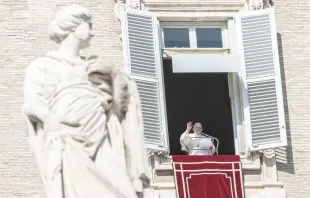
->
235;8;287;151
121;8;169;152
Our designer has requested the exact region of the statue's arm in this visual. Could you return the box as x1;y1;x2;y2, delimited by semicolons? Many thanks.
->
23;61;49;123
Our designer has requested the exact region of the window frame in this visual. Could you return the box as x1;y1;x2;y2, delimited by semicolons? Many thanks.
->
160;22;230;49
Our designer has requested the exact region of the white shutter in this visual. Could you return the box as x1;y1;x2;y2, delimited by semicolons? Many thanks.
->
121;8;169;152
235;8;287;151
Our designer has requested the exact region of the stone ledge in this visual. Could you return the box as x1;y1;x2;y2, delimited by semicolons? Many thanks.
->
244;181;284;188
149;182;176;190
143;0;247;12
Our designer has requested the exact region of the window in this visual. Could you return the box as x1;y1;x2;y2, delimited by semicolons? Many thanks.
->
121;8;287;155
161;24;228;49
163;28;190;48
196;28;222;48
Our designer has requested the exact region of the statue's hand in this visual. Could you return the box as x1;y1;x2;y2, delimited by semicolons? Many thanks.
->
60;119;81;127
44;115;81;133
43;115;62;133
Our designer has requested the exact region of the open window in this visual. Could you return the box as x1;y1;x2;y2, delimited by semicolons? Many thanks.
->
121;7;287;155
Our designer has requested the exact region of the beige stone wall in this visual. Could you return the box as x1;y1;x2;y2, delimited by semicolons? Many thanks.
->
0;0;123;197
274;0;310;197
1;0;310;197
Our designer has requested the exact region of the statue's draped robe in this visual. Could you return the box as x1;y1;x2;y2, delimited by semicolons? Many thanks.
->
23;52;149;198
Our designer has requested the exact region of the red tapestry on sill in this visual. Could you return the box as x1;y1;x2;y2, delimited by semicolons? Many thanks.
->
172;155;244;198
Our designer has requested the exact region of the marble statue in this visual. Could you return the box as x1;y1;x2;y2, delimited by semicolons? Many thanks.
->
23;4;149;198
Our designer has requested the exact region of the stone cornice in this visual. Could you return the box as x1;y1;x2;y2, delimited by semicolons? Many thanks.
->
142;0;247;12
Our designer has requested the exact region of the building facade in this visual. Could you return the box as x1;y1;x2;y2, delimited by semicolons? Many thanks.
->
0;0;309;198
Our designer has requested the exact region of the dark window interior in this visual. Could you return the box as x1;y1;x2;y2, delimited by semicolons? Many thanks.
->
163;59;235;155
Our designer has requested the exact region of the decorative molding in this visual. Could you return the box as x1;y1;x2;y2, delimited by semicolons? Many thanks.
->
247;0;273;10
147;149;169;157
113;0;141;26
128;0;141;9
263;0;274;9
261;149;282;187
240;152;260;170
262;149;276;159
115;0;141;9
248;0;263;10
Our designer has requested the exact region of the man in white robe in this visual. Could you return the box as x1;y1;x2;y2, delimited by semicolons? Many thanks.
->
180;122;215;155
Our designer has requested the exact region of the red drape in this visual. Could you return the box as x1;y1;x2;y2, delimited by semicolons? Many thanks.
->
172;155;244;198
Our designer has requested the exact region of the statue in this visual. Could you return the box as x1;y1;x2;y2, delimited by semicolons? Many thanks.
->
23;4;150;198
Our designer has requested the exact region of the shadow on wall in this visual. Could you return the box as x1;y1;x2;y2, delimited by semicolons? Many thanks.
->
275;33;295;175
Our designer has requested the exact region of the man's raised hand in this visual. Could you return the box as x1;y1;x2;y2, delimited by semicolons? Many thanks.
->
186;121;193;132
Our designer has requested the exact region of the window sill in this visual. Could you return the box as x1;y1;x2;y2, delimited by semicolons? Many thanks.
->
156;153;261;171
162;48;230;58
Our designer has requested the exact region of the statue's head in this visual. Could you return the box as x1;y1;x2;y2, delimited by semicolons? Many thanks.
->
48;4;93;48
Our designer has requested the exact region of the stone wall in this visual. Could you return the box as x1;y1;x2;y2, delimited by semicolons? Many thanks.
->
274;0;310;197
1;0;310;197
0;0;123;197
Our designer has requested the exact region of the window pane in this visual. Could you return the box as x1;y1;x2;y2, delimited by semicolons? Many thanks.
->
196;28;223;48
163;28;190;48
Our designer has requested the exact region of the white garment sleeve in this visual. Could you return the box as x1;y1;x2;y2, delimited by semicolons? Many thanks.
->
180;130;191;152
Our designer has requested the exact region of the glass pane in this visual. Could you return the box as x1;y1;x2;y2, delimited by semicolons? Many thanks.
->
163;28;190;48
196;28;223;48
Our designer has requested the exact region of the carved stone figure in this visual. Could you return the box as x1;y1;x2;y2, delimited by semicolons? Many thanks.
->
23;4;149;198
248;0;274;10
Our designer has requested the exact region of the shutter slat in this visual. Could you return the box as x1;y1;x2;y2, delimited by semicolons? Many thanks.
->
242;28;271;36
245;60;274;67
128;26;153;33
253;134;280;141
251;121;279;128
129;45;155;54
245;47;270;54
130;48;155;57
131;56;155;64
252;122;279;129
128;15;152;23
136;77;164;148
250;108;278;115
